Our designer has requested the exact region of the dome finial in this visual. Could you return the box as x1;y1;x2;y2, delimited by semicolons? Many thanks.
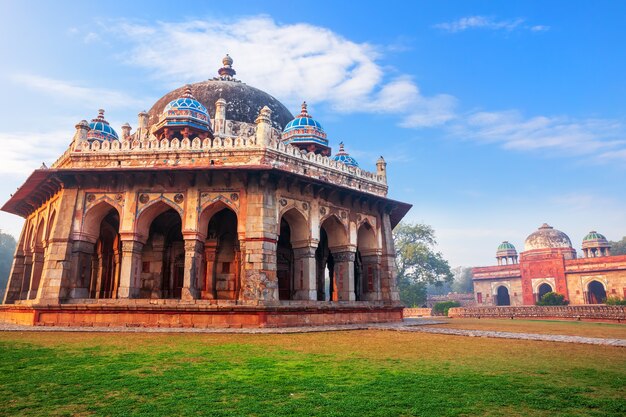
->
300;101;310;117
338;141;345;153
217;54;237;79
182;84;194;99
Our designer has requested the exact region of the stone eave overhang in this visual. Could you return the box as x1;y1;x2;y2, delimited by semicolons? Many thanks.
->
472;264;522;280
2;166;412;226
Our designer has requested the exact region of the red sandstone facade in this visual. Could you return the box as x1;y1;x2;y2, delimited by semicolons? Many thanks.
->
472;224;626;306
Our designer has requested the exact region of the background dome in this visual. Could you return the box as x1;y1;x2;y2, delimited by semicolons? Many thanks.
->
148;81;293;130
497;241;516;252
583;231;607;242
282;102;328;148
524;223;573;251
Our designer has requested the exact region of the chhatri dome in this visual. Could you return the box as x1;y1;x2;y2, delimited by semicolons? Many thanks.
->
148;55;293;130
87;109;119;142
496;241;518;265
282;102;330;155
153;85;212;139
582;230;611;257
332;142;359;167
524;223;573;251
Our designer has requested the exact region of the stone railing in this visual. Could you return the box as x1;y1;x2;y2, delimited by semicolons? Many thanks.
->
448;305;626;322
51;131;387;192
403;307;432;317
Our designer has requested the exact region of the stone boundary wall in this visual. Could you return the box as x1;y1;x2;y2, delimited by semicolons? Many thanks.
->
403;308;432;317
448;306;626;322
0;305;403;328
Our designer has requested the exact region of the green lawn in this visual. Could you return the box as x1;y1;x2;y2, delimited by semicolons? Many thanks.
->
0;330;624;416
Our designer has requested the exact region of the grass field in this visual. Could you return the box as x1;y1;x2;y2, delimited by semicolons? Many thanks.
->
440;318;626;338
0;330;624;416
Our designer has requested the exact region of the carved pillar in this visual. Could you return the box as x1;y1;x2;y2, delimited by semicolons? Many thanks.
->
68;240;95;299
380;212;400;304
182;238;204;300
202;240;218;299
292;245;317;301
332;249;356;301
118;240;144;298
361;253;382;301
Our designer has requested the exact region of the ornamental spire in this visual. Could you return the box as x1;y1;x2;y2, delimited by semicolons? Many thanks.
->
300;101;311;118
92;109;110;125
182;84;195;99
217;54;237;80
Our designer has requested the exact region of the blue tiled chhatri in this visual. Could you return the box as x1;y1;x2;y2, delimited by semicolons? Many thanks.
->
282;102;329;147
332;142;359;167
87;109;119;141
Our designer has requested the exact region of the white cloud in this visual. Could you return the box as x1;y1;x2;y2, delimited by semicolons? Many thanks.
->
450;110;626;157
12;74;144;110
107;16;456;127
434;16;547;33
0;130;71;175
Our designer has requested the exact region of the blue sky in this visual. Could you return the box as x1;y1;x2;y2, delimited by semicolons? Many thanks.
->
0;0;625;267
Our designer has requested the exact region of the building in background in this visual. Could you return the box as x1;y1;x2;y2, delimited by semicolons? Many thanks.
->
472;224;626;306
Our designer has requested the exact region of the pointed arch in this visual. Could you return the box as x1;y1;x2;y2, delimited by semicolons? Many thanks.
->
136;199;182;243
82;200;121;243
320;214;348;249
197;199;239;240
280;207;309;244
46;209;57;242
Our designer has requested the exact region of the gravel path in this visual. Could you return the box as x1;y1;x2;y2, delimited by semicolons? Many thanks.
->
0;320;624;346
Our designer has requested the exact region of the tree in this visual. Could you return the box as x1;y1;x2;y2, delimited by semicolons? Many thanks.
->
608;236;626;256
451;266;474;293
0;230;17;299
393;222;453;307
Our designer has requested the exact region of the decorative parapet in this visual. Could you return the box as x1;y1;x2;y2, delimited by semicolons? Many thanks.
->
50;121;388;196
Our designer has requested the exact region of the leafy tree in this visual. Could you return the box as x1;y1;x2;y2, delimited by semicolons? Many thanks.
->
0;230;17;299
451;266;474;293
394;222;453;307
608;236;626;256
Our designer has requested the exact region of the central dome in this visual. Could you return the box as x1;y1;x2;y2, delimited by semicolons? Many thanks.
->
524;223;573;251
148;56;293;130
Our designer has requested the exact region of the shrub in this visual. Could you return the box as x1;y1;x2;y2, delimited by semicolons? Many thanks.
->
605;296;626;306
432;301;461;316
536;292;569;306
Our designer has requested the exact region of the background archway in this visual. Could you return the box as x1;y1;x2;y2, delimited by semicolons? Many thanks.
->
203;208;239;300
537;283;553;301
587;280;606;304
496;286;510;306
356;222;378;301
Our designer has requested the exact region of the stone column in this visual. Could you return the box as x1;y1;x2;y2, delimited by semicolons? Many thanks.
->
68;240;95;299
361;253;382;301
19;255;33;300
118;240;144;298
380;211;400;304
181;238;203;300
332;249;356;301
292;245;317;300
202;241;218;299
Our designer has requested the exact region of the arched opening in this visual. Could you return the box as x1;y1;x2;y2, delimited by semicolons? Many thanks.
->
277;218;294;300
28;219;46;299
19;224;35;300
496;286;510;306
277;208;310;301
587;280;607;304
356;222;378;301
537;283;553;301
90;209;121;298
140;208;184;298
202;208;240;300
315;228;334;301
316;215;348;301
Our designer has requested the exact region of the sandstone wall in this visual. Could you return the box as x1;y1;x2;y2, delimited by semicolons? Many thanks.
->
448;305;626;322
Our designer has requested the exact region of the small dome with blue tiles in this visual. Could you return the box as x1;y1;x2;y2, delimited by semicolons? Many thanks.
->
332;142;359;167
496;241;517;257
282;102;329;152
87;109;119;142
159;85;212;133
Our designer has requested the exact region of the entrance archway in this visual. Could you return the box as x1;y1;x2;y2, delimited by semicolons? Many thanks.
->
356;222;378;301
203;208;240;300
537;283;553;301
496;286;510;306
587;280;606;304
315;228;334;301
91;209;121;298
140;208;184;298
277;218;294;300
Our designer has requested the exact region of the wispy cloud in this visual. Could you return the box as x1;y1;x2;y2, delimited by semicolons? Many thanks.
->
0;130;71;175
450;110;626;157
12;74;144;109
434;16;549;33
104;16;456;128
